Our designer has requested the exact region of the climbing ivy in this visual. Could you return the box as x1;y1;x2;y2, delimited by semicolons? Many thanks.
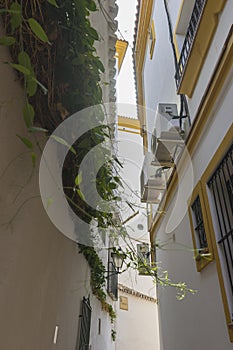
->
79;244;116;322
0;0;119;320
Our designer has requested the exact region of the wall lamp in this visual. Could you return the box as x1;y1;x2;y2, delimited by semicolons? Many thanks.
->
106;250;126;276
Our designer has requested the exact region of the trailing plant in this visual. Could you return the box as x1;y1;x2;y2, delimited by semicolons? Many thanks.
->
111;242;196;301
111;329;116;342
0;0;121;228
0;0;119;319
0;0;104;131
79;244;116;322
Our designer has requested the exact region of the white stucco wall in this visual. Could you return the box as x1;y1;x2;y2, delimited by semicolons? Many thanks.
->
143;0;233;148
117;129;156;296
0;9;117;348
113;127;160;348
187;0;233;121
116;291;160;350
90;294;116;350
140;0;233;348
143;0;180;151
152;35;233;350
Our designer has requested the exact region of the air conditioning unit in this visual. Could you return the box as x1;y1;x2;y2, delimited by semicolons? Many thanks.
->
140;152;166;203
151;103;185;165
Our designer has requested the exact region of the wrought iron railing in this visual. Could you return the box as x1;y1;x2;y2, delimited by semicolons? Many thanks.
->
107;261;118;300
208;143;233;321
77;297;92;350
175;0;206;87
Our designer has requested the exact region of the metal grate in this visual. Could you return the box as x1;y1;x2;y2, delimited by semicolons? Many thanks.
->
208;143;233;320
107;261;118;301
175;0;206;87
191;195;208;251
77;297;92;350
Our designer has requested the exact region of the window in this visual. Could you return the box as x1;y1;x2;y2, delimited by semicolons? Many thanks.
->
188;182;213;271
107;252;118;300
201;125;233;342
98;318;101;335
191;196;207;249
77;297;92;350
207;145;233;320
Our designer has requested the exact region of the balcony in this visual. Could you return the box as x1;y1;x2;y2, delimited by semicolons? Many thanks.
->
175;0;226;97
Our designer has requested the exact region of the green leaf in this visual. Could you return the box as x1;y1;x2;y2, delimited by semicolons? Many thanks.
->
88;27;99;41
51;135;76;154
23;103;35;128
18;52;38;96
0;8;20;14
86;1;97;11
0;36;16;46
96;59;105;73
16;134;33;149
31;152;36;167
28;18;50;44
26;76;37;96
76;189;85;200
9;2;22;33
29;126;48;133
75;172;82;186
18;51;32;70
109;182;117;190
46;0;59;7
113;196;121;201
77;138;91;149
9;63;30;75
31;77;48;95
114;176;123;188
113;176;120;183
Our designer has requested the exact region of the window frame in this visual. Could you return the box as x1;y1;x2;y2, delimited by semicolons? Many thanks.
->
201;124;233;342
77;297;92;350
188;181;214;272
107;250;118;301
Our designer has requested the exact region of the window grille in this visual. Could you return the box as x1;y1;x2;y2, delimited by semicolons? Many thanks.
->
208;143;233;321
191;195;208;251
107;261;118;301
77;297;92;350
175;0;206;87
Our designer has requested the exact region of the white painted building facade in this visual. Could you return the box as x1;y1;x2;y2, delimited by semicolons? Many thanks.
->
114;118;161;349
134;0;233;349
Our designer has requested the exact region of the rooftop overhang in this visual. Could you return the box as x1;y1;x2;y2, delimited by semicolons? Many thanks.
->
115;39;128;72
118;116;140;135
133;0;154;149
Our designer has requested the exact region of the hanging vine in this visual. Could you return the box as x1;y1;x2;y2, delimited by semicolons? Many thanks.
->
0;0;196;326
